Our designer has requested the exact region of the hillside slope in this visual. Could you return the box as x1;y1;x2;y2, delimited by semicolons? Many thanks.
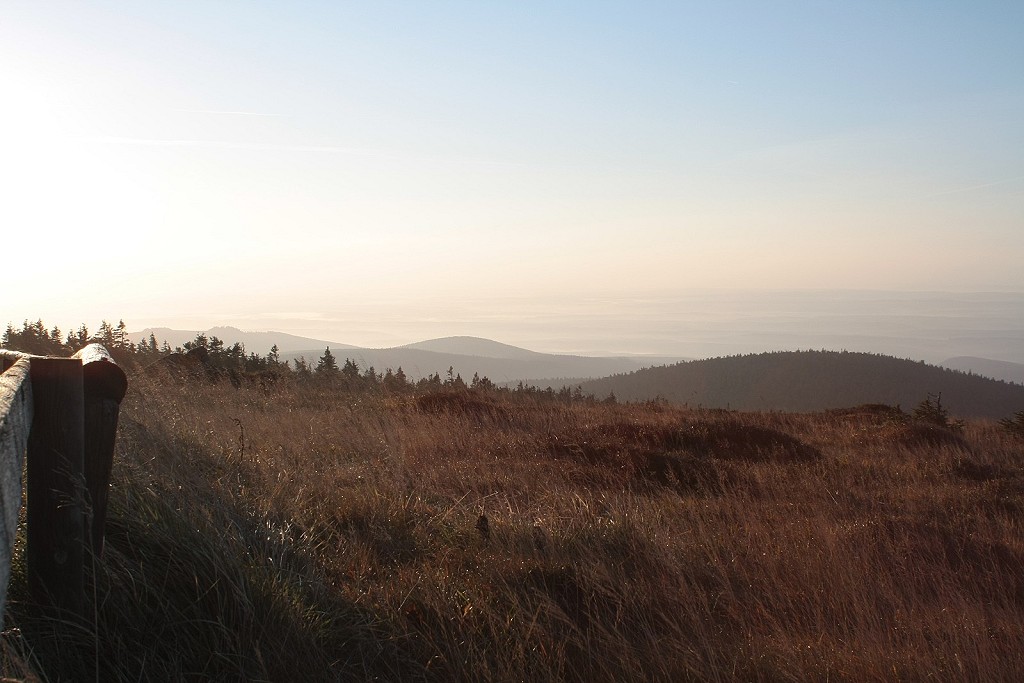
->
578;350;1024;419
941;356;1024;386
8;374;1024;681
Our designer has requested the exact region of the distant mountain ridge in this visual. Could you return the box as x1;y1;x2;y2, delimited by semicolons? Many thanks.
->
398;336;544;360
940;357;1024;386
129;328;680;383
576;350;1024;420
130;326;356;354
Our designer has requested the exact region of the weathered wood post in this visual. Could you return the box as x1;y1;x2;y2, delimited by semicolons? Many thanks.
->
74;344;128;556
0;344;126;626
27;357;86;618
0;358;33;631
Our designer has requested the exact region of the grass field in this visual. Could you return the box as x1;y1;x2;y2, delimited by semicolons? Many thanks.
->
3;372;1024;681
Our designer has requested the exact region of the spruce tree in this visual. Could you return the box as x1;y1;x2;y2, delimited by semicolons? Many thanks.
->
342;358;360;379
316;347;339;376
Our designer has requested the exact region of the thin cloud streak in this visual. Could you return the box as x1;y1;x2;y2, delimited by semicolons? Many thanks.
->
173;109;283;117
84;136;544;170
922;174;1024;198
87;135;385;155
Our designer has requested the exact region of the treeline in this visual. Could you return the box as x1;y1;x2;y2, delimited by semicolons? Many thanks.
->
2;319;252;368
291;345;488;394
3;319;143;359
0;318;423;385
2;319;610;403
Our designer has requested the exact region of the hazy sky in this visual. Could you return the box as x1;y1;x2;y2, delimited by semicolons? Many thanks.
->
3;2;1022;352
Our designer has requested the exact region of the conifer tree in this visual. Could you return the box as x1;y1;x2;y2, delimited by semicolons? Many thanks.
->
294;356;312;379
115;320;128;350
68;324;89;350
316;347;339;376
342;358;360;379
184;333;209;351
97;320;116;348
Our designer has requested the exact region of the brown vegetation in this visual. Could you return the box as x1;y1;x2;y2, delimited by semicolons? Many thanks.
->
3;372;1024;681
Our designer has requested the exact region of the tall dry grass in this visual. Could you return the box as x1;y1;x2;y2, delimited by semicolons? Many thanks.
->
3;374;1024;681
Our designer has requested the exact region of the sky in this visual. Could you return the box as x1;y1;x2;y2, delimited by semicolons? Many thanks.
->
2;1;1023;354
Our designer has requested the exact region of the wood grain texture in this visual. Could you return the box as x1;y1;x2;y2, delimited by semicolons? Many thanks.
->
0;350;29;373
0;359;32;630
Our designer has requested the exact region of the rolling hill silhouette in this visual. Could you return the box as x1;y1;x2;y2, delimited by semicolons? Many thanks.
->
129;328;679;382
398;336;545;360
577;350;1024;419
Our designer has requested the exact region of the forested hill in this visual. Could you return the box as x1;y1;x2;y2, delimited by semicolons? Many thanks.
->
577;350;1024;419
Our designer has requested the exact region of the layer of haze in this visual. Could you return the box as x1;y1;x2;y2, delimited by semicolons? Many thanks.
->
3;2;1022;355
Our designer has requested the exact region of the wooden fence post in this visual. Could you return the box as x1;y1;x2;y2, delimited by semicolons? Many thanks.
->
0;344;125;626
27;357;86;619
74;344;128;556
0;359;33;631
